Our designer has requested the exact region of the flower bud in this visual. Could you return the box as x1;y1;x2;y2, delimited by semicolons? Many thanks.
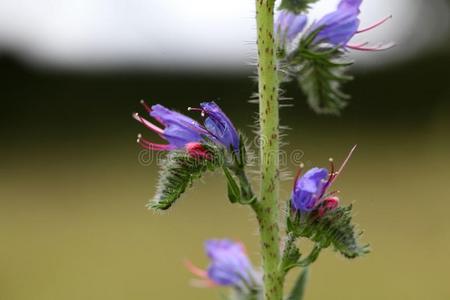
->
317;196;340;217
185;142;211;160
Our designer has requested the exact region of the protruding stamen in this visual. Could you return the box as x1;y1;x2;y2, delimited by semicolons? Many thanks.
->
326;190;340;197
357;15;392;34
133;112;165;135
188;107;205;117
184;260;208;278
331;144;357;185
347;42;395;52
140;99;152;113
137;135;173;151
349;41;369;48
190;279;217;288
293;162;304;185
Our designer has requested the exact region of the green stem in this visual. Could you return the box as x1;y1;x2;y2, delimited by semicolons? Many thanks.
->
253;1;282;300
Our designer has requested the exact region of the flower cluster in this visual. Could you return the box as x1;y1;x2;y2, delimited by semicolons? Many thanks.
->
136;99;256;211
186;239;260;292
133;100;240;156
284;146;369;259
276;0;393;51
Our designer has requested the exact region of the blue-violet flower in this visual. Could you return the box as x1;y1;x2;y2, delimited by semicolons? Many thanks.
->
186;239;259;289
134;100;239;152
276;0;393;51
199;102;240;151
291;145;356;213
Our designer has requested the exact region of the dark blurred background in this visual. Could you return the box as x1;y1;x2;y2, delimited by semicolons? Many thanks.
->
1;1;449;300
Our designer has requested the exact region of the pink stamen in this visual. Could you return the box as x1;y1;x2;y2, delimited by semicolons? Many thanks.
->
325;190;340;197
317;146;356;204
140;99;152;113
190;279;217;288
137;134;173;151
357;15;392;34
184;260;208;278
317;158;336;201
331;145;357;185
133;113;164;135
347;42;395;52
293;163;305;186
329;158;336;180
350;41;369;48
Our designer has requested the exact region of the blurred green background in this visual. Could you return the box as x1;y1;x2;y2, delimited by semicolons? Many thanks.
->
1;51;450;299
1;8;450;299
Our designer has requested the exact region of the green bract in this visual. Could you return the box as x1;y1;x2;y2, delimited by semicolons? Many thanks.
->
288;204;369;258
148;144;223;210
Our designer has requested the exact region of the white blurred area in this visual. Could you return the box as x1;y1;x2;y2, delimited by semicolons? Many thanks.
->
0;0;448;72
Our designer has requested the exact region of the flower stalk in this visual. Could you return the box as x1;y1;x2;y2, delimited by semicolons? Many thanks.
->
253;0;282;299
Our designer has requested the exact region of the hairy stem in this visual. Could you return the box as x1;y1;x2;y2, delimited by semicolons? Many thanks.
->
253;0;282;299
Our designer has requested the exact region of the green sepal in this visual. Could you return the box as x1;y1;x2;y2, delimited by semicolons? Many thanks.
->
148;144;222;210
223;166;241;204
222;166;257;205
223;135;256;205
297;245;321;267
238;134;247;168
289;205;370;259
228;288;262;300
280;235;301;273
286;268;309;300
278;0;319;13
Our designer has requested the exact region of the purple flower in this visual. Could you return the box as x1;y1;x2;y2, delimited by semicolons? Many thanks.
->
292;167;329;212
186;239;258;289
311;0;362;46
275;10;308;42
291;145;356;213
199;102;240;151
133;100;239;152
277;0;393;52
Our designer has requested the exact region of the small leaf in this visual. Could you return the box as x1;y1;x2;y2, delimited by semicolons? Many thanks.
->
287;268;309;300
148;146;222;210
279;0;319;13
223;167;241;204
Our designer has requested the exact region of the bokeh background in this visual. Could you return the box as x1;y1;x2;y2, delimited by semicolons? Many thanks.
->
1;0;450;300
